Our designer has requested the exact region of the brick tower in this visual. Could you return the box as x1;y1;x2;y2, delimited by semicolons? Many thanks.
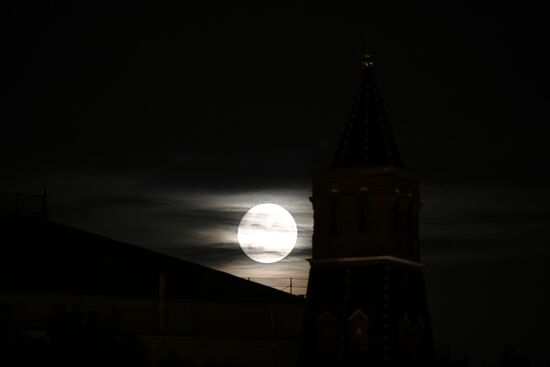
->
301;55;434;367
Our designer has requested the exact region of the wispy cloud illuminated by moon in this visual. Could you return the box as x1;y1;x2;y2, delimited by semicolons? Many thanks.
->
168;188;313;251
45;173;313;288
145;187;313;291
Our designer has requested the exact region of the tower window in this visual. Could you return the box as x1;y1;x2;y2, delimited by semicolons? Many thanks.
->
358;192;370;234
394;200;402;235
406;204;416;238
329;192;343;235
347;309;369;352
398;312;412;352
316;311;338;354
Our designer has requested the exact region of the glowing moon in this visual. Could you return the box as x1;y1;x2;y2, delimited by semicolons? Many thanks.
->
237;203;298;263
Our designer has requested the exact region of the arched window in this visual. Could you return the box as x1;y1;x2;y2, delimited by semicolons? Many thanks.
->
411;318;426;362
394;200;402;235
406;204;415;238
347;309;369;352
316;311;338;354
358;192;369;234
329;190;342;235
398;312;413;358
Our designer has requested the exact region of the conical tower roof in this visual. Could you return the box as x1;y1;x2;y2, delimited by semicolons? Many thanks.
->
332;55;403;168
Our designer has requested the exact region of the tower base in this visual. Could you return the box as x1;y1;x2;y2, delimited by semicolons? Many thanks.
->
301;256;434;367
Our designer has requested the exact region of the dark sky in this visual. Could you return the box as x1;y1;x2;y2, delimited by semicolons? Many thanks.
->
2;1;550;365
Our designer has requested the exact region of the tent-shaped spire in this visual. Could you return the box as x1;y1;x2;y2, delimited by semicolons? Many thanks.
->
332;55;403;168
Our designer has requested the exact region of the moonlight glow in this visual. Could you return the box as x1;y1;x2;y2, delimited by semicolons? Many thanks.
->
237;203;298;263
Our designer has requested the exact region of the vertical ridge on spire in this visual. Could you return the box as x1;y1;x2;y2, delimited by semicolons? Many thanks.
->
332;55;403;169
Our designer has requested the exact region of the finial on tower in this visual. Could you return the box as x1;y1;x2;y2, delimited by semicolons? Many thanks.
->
361;54;374;68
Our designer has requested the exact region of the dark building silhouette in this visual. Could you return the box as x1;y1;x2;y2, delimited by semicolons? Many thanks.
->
301;55;434;367
0;192;304;367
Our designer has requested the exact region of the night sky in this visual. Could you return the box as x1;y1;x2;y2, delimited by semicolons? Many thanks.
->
2;1;550;365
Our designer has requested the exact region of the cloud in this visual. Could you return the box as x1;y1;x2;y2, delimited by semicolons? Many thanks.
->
419;183;550;264
162;187;313;250
18;171;549;281
39;176;313;281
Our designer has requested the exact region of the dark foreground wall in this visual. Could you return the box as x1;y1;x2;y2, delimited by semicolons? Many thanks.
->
1;292;304;367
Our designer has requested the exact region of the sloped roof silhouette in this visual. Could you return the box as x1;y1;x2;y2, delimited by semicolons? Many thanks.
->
0;219;302;304
333;55;403;169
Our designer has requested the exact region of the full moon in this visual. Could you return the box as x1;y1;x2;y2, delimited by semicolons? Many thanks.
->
237;203;298;263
